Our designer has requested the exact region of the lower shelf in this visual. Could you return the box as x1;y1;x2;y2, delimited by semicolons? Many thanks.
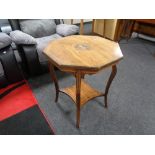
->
60;80;104;107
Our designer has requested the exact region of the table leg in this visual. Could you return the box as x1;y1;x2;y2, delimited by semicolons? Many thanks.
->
104;65;117;108
76;71;82;128
49;63;59;102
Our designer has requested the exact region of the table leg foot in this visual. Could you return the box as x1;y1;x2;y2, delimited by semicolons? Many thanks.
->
76;108;80;128
104;95;108;108
55;91;59;102
104;65;117;108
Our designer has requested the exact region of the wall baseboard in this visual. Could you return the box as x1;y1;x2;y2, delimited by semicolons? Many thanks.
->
132;32;155;42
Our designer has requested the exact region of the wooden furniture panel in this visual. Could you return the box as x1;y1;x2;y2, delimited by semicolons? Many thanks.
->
105;19;117;40
93;19;105;36
119;19;155;39
134;19;155;25
133;20;155;37
120;20;134;38
92;19;121;41
60;80;104;107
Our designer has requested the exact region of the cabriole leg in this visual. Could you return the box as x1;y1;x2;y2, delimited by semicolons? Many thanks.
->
104;65;117;108
49;63;59;102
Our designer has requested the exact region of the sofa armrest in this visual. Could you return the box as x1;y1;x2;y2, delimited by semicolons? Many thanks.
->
56;24;79;36
22;45;41;75
10;30;37;45
0;46;23;85
0;61;7;88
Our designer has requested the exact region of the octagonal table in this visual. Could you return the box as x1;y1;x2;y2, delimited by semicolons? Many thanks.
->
44;35;123;128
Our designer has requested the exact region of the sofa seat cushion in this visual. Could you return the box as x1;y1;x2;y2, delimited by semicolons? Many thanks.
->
36;34;62;63
19;19;57;38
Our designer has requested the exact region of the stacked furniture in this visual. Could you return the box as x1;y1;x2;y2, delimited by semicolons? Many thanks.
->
112;19;155;40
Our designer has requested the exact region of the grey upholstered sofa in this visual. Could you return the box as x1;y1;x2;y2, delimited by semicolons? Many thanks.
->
9;19;79;76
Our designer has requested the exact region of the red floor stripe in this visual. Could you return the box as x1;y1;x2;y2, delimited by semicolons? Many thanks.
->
0;81;37;121
0;81;23;94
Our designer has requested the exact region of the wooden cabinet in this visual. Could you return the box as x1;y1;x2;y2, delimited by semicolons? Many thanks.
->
92;19;155;41
118;19;155;39
133;19;155;36
92;19;123;41
93;19;105;36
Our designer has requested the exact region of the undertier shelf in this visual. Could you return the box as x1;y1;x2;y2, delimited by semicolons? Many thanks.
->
60;80;104;107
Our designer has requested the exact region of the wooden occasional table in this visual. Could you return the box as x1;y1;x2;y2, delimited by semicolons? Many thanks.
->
44;35;123;128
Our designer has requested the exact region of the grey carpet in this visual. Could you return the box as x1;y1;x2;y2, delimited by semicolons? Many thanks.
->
28;38;155;135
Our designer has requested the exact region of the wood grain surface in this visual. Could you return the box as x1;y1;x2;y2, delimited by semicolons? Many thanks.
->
44;35;123;73
60;80;104;107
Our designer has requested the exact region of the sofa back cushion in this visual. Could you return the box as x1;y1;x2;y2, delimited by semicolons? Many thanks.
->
19;19;56;38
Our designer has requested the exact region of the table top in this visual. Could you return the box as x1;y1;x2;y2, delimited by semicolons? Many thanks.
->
44;35;123;73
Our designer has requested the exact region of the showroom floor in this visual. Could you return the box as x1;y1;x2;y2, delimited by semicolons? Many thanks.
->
28;37;155;135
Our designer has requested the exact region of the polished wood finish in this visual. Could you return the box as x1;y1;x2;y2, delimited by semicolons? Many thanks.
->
92;19;122;41
80;19;84;35
49;63;59;102
75;71;81;128
134;19;155;25
119;19;155;39
44;35;123;128
60;80;104;107
113;20;121;41
93;19;105;36
116;19;138;40
92;19;95;34
133;20;155;37
117;20;135;39
44;35;123;73
104;65;117;108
